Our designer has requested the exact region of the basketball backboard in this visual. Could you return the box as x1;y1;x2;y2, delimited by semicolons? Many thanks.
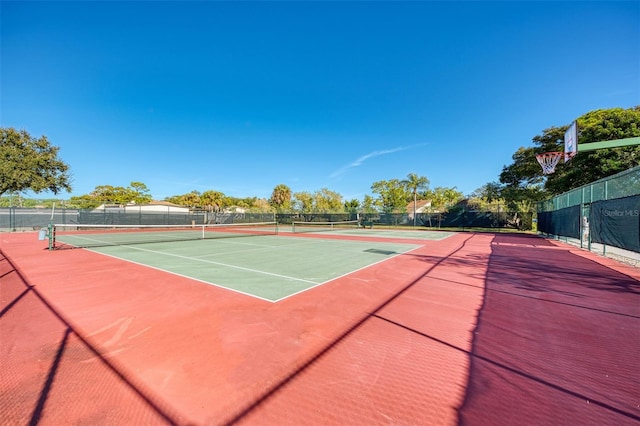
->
564;121;577;162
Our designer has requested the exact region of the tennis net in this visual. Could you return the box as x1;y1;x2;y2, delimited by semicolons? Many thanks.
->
50;222;278;249
291;220;360;233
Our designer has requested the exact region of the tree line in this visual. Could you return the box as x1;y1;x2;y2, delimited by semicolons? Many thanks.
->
0;178;464;215
2;106;638;214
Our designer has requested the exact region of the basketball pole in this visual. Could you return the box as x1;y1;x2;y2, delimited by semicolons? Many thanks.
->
576;136;640;152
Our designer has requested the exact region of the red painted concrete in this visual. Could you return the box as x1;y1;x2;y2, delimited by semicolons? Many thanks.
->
1;231;638;425
459;234;640;425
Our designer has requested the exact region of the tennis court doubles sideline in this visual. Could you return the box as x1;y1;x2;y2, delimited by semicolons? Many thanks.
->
77;234;422;302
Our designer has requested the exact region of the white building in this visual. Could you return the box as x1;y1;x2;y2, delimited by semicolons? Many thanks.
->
93;201;189;214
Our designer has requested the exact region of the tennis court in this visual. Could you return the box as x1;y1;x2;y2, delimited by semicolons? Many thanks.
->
2;228;639;425
57;229;423;302
290;221;454;240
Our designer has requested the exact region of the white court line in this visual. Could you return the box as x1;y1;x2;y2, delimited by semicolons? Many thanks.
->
77;234;421;302
273;244;423;303
85;249;276;303
192;237;336;259
58;232;191;246
192;245;271;258
100;244;319;285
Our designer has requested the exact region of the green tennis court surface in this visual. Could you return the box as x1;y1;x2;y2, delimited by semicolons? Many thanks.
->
294;227;455;240
75;235;422;302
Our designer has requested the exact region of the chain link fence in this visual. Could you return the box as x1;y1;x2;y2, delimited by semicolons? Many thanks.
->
0;208;276;231
537;165;640;265
2;208;533;233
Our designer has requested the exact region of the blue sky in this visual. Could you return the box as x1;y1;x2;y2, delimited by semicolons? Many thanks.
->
2;1;638;202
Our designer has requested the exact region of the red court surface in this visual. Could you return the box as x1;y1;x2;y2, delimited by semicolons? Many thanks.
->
1;231;639;425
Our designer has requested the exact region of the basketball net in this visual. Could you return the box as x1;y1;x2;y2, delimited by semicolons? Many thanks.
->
535;152;563;175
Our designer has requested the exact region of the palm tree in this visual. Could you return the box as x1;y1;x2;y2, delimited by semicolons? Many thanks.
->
181;191;201;209
201;190;224;212
402;173;430;226
269;184;292;213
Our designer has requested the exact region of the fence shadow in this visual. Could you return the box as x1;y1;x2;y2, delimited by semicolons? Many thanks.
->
224;234;481;424
458;234;640;424
0;252;183;425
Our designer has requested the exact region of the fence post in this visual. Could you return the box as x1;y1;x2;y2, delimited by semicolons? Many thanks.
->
48;222;54;250
10;206;16;231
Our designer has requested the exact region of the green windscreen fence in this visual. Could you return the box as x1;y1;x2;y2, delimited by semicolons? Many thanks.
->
589;195;640;253
538;166;640;211
537;206;581;239
537;165;640;253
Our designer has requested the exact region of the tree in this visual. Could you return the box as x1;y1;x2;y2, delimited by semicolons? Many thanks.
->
313;188;343;213
68;194;101;209
441;187;464;207
468;183;505;211
224;196;257;209
84;182;153;206
269;184;292;213
129;181;153;204
165;190;201;208
545;107;640;194
424;186;463;211
251;198;275;213
499;107;640;202
499;146;547;190
371;179;409;213
401;173;430;225
344;199;360;214
90;185;120;204
498;145;549;210
361;195;378;213
180;191;202;208
292;191;314;214
1;127;72;197
200;190;224;212
471;182;502;203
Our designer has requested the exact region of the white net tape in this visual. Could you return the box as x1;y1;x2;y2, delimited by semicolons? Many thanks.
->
536;152;563;175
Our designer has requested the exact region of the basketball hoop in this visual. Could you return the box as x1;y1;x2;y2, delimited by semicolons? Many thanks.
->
536;151;563;175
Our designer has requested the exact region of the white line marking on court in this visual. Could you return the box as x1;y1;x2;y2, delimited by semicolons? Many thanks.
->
200;238;278;249
102;244;319;285
79;235;423;303
272;245;423;303
192;238;333;259
60;232;192;246
85;249;277;303
192;246;269;258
